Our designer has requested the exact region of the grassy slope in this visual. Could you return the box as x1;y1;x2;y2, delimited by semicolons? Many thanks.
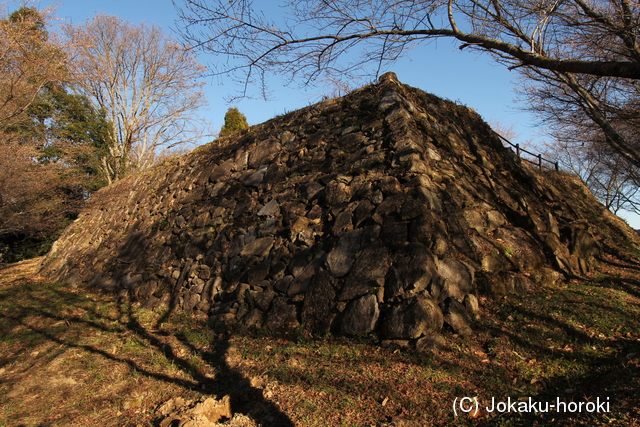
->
1;256;639;427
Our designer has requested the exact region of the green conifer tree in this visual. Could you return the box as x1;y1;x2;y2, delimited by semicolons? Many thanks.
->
219;107;248;137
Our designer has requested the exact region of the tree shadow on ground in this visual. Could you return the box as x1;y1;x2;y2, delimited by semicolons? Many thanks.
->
0;278;293;426
432;272;640;426
120;299;295;426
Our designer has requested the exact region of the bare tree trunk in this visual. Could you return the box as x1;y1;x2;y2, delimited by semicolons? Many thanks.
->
66;14;210;183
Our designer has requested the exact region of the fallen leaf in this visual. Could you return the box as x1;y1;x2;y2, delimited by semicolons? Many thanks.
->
531;378;547;389
469;407;484;419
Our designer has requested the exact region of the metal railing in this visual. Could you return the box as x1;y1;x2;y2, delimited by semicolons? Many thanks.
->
496;133;559;171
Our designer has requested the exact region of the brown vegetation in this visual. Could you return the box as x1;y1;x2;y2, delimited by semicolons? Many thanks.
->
2;254;640;426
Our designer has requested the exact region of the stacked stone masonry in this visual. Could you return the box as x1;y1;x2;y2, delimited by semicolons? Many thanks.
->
40;72;640;349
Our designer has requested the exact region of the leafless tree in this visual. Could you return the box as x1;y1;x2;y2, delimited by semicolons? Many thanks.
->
65;14;209;183
517;53;640;212
173;0;640;169
174;0;640;83
539;128;640;214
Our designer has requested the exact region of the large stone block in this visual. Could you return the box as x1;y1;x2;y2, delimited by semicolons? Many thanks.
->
340;294;379;336
339;245;389;301
443;297;473;336
436;258;474;300
385;243;438;300
382;296;444;340
264;297;300;333
248;139;281;168
326;229;364;277
301;270;337;334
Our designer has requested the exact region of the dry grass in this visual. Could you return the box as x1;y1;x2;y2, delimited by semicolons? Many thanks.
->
1;255;640;426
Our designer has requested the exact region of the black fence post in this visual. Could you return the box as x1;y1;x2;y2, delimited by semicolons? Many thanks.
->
498;132;558;172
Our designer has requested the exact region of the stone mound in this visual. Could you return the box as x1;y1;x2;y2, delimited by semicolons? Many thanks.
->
40;72;640;347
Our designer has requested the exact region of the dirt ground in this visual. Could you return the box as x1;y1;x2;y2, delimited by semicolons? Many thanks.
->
2;255;640;426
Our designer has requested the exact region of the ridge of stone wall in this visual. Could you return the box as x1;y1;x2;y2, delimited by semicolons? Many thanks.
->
40;73;640;348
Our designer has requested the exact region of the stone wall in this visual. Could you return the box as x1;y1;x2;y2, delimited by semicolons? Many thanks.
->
40;73;640;348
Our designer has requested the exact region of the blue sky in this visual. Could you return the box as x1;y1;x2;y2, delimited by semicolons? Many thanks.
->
20;0;640;227
28;0;533;134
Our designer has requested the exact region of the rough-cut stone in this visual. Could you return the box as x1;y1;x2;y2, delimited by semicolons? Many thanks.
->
39;71;640;352
183;291;201;311
258;218;281;237
486;210;506;232
301;182;324;200
378;90;405;111
339;245;389;301
463;294;480;320
325;180;352;205
252;288;276;312
353;199;374;227
246;259;270;285
568;221;601;259
264;297;299;332
240;237;274;257
340;294;379;336
248;139;280;168
381;217;408;247
375;194;404;216
209;159;234;182
436;258;474;300
492;227;546;271
326;229;363;277
198;265;211;280
241;308;264;328
385;243;438;300
257;199;279;217
416;333;446;354
135;281;158;300
378;176;403;196
462;209;485;233
400;197;427;220
301;270;336;333
382;296;444;340
244;165;269;187
287;250;325;296
332;210;354;236
291;216;312;235
513;274;533;294
443;297;473;336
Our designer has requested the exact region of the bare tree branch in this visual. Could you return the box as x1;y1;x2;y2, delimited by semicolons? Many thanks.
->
173;0;640;192
65;14;210;183
173;0;640;90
